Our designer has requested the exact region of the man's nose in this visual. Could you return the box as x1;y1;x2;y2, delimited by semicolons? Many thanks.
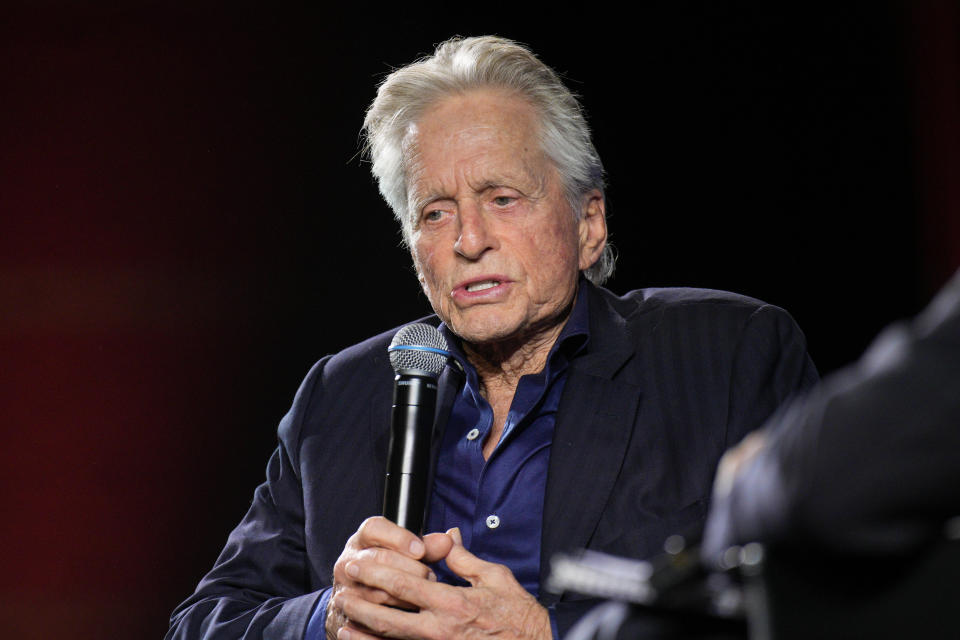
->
454;203;496;259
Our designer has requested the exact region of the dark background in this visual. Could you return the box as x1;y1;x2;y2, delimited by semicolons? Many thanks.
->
1;2;957;638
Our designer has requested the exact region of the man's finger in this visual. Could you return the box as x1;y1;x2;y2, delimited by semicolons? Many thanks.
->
338;622;385;640
340;581;419;610
421;531;454;563
335;588;428;640
344;558;442;610
445;527;462;545
442;530;514;588
352;516;426;558
354;546;438;582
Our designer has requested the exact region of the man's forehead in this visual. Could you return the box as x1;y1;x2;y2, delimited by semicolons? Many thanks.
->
403;120;509;160
405;140;547;204
414;88;538;138
399;89;551;209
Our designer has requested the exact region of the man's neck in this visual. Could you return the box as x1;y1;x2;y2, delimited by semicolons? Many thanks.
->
463;322;566;460
463;284;578;398
464;322;564;398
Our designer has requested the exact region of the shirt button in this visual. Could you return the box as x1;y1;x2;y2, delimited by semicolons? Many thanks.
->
485;514;500;529
466;428;480;441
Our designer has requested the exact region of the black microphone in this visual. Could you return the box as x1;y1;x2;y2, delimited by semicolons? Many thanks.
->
384;323;450;534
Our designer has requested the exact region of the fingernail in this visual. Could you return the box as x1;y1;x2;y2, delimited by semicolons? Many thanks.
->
427;570;437;582
409;539;425;556
339;628;352;640
345;562;360;578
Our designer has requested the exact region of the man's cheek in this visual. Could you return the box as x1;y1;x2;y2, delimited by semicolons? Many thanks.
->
412;248;435;288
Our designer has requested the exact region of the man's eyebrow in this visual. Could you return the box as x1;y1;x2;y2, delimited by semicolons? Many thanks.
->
410;171;540;213
413;183;505;213
476;180;509;191
412;191;451;214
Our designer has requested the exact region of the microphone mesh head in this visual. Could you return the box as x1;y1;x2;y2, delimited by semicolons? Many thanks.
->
388;323;449;376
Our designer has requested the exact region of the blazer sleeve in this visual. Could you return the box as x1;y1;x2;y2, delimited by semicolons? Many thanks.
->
165;358;330;640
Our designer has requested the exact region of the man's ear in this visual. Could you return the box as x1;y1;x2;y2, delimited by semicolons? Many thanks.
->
578;190;607;270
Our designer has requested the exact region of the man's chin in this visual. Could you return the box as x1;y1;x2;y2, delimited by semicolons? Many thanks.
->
444;305;569;354
444;310;522;346
450;324;518;348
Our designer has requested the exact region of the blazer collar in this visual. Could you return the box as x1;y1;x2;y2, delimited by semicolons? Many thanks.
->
571;282;638;378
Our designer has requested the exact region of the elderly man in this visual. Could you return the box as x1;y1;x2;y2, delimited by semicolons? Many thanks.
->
167;36;817;640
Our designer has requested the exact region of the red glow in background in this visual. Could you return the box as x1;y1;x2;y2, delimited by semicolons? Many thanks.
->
1;4;956;638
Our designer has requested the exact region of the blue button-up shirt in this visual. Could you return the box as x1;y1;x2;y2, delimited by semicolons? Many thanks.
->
306;284;589;638
426;284;590;594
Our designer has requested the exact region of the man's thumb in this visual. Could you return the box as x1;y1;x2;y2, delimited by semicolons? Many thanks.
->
446;527;463;546
443;527;489;584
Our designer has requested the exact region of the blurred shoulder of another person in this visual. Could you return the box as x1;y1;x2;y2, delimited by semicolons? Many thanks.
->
703;268;960;563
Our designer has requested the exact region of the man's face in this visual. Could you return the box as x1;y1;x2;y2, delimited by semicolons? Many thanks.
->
405;88;605;347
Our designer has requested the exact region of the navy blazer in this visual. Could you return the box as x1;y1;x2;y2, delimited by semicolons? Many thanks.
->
167;282;818;639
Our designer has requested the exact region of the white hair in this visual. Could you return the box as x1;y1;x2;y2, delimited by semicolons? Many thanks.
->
362;35;615;285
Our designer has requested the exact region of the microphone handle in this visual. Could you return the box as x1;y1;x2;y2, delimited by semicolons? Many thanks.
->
383;373;437;534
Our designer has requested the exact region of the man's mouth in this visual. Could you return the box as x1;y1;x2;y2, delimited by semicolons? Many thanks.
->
465;280;500;293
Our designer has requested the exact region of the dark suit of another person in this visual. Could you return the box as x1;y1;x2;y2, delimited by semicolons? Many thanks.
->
703;269;960;561
167;281;817;639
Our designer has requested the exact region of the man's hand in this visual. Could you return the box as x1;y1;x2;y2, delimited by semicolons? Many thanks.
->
712;429;769;500
333;527;552;640
326;517;454;640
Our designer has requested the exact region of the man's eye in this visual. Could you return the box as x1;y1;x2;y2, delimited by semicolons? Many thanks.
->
492;196;515;206
423;209;445;222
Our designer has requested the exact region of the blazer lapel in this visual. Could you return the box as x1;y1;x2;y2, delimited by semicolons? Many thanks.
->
427;365;462;495
539;286;643;602
370;379;393;515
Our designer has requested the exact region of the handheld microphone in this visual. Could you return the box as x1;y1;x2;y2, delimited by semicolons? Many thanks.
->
384;323;450;534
